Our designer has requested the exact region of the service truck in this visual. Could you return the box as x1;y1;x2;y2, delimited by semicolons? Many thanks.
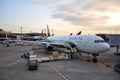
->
28;55;38;70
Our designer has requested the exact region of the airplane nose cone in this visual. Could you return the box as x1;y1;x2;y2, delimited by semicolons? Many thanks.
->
103;43;110;51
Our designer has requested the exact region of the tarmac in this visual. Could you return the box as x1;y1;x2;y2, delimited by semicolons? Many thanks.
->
0;43;120;80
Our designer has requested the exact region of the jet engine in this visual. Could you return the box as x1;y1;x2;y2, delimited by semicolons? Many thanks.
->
45;43;53;51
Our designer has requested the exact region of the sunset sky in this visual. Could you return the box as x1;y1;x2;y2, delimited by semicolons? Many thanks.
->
0;0;120;35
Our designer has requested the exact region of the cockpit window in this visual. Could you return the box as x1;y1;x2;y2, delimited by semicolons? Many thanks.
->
94;40;105;43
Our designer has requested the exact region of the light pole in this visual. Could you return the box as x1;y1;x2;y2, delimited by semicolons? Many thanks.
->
20;27;22;34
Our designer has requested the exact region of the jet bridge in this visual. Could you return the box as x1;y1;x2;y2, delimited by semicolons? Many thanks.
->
96;34;120;55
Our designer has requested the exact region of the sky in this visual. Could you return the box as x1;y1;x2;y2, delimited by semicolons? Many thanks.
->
0;0;120;35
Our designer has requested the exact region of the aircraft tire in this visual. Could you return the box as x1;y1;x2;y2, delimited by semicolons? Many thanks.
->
92;58;97;63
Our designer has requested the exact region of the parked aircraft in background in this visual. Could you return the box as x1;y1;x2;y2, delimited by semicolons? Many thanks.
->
21;25;52;41
22;36;43;41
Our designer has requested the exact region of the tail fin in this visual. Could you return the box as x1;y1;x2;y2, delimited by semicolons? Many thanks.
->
76;31;81;35
47;25;51;37
52;29;54;36
41;30;44;36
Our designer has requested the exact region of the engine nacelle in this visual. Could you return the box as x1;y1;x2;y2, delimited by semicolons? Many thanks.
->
45;43;53;51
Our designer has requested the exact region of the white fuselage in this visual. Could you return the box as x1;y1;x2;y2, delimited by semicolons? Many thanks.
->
47;35;110;54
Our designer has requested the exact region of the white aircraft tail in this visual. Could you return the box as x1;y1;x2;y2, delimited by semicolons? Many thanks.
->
47;25;51;37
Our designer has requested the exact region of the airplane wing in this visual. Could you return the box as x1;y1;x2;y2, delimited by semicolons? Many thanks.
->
48;41;76;49
48;42;67;47
20;40;76;49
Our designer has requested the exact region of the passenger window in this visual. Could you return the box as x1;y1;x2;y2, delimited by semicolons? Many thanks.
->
94;40;105;43
94;40;99;43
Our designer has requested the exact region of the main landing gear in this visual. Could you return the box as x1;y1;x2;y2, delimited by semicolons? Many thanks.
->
92;54;98;63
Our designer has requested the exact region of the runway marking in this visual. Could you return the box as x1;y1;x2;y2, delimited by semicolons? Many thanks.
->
6;59;24;67
48;63;70;80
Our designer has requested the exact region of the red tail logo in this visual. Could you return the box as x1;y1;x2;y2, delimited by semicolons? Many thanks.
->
70;33;73;36
76;31;81;35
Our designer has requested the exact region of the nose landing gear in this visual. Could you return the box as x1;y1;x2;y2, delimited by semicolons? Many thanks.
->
92;54;99;63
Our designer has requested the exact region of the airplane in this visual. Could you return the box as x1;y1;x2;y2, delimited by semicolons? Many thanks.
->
42;26;110;63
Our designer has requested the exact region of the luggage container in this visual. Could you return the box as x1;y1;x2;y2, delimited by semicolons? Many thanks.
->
28;55;38;70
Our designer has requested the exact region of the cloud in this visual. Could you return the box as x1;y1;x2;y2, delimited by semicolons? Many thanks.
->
51;0;120;28
80;0;120;12
52;11;110;26
30;0;120;31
